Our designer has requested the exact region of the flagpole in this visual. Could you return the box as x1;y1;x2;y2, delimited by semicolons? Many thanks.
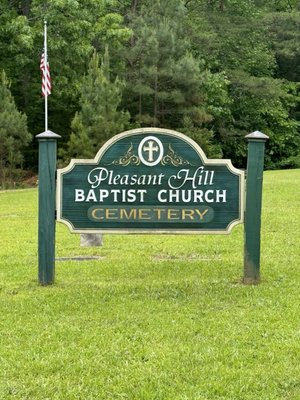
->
36;20;61;285
44;20;48;132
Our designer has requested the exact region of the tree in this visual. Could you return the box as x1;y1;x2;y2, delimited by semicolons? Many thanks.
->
66;48;129;159
265;11;300;82
122;0;232;158
1;0;299;170
124;0;198;126
185;0;300;167
219;72;300;168
0;70;31;186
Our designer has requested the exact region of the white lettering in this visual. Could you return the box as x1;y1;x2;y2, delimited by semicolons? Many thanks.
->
137;189;147;202
99;189;109;202
168;167;214;189
86;189;97;202
127;189;136;202
75;189;85;202
204;190;214;203
194;190;203;202
169;190;180;203
88;167;109;188
182;190;191;203
120;175;129;185
111;189;120;202
216;190;227;203
158;190;167;203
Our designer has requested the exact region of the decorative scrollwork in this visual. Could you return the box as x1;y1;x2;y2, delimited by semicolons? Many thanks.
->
108;143;191;167
108;144;141;166
161;144;191;167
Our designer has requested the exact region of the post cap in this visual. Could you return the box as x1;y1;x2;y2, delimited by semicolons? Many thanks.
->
36;130;61;139
245;131;269;141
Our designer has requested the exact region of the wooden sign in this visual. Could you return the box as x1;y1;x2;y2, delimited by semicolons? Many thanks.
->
57;128;244;234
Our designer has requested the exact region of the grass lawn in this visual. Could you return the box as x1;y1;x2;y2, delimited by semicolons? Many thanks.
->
0;169;299;399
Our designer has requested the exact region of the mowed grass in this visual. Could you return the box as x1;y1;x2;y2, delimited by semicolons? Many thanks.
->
0;169;299;399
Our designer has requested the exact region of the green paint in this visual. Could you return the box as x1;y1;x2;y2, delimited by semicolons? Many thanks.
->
36;131;61;285
244;131;269;284
57;129;244;234
34;128;269;286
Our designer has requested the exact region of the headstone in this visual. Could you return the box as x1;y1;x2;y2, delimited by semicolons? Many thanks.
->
80;233;103;247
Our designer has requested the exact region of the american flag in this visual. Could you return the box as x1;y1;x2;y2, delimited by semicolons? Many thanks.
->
40;52;51;96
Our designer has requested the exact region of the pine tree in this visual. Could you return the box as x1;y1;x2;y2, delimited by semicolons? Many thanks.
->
124;0;230;132
67;48;129;159
0;70;31;186
126;0;193;127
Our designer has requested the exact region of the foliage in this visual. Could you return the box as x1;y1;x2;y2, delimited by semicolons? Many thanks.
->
0;0;299;169
124;0;195;127
0;70;31;187
184;0;300;167
265;11;300;82
65;48;129;160
220;72;300;167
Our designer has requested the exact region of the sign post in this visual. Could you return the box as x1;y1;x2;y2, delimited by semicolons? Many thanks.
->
243;131;269;284
36;130;61;285
34;127;272;285
35;127;272;285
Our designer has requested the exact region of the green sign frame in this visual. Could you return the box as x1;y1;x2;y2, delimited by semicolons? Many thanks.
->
57;128;244;234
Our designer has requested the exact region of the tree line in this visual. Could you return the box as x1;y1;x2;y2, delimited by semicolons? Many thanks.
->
0;0;299;185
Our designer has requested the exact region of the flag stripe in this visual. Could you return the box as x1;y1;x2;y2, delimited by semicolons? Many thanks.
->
40;53;51;96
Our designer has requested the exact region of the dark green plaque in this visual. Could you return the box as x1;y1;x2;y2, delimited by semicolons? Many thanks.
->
57;128;244;234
